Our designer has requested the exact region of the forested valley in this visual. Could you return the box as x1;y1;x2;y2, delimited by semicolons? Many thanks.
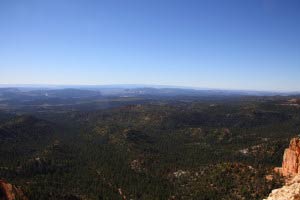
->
0;88;299;199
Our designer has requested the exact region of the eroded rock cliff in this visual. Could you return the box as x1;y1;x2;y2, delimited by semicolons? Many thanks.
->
276;137;300;177
0;180;28;200
265;137;300;200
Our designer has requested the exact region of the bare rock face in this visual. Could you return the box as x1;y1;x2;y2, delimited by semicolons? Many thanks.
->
0;180;28;200
264;174;300;200
278;138;300;177
265;137;300;200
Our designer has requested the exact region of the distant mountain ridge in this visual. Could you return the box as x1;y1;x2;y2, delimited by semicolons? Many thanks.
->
1;84;300;94
0;85;299;97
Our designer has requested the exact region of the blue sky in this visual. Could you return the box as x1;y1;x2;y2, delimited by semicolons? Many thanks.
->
0;0;299;91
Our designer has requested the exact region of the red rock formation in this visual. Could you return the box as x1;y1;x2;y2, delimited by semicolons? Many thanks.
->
0;180;28;200
265;138;300;199
280;138;300;177
265;137;300;199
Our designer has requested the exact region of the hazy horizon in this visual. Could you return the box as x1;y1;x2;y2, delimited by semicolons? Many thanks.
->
1;0;299;91
1;83;300;93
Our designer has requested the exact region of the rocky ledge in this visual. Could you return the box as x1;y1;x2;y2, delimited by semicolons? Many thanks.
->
265;174;300;200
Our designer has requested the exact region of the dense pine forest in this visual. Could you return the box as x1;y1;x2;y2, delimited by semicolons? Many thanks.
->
0;88;299;199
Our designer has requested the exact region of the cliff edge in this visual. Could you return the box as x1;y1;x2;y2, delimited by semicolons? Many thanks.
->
265;137;300;200
265;174;300;200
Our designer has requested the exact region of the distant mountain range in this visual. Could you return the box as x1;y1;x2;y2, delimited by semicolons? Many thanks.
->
0;84;299;97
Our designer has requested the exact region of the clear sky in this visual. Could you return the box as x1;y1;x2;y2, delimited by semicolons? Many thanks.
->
0;0;299;91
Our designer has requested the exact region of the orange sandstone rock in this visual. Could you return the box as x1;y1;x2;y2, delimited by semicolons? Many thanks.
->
276;138;300;177
266;137;300;200
0;180;28;200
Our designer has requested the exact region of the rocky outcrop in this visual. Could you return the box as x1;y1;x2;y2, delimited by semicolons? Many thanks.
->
0;180;28;200
265;137;300;200
265;174;300;200
276;137;300;177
